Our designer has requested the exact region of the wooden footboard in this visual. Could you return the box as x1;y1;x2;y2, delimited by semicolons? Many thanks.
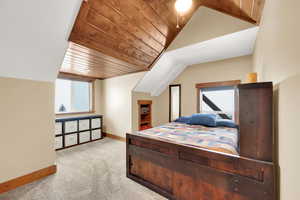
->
126;133;276;200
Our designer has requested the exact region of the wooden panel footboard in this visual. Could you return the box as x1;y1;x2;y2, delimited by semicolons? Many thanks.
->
126;133;276;200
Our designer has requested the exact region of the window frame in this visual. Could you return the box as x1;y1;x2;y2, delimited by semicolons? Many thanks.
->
169;84;182;122
195;80;241;122
55;76;95;116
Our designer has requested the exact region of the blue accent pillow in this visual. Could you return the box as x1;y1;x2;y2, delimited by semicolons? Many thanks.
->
174;116;192;124
216;119;238;128
188;113;217;127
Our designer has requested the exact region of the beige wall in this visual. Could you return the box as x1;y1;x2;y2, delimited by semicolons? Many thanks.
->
102;72;146;137
0;77;56;182
153;55;253;126
253;0;300;199
275;76;300;199
254;0;300;83
94;79;103;114
168;7;254;51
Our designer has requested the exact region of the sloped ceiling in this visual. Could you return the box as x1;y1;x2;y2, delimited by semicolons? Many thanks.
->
134;7;258;96
0;0;82;82
62;0;264;79
0;0;264;82
62;0;199;79
135;27;258;96
167;7;255;51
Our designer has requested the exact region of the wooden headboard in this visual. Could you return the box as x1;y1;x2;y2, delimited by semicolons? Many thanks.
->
238;82;273;162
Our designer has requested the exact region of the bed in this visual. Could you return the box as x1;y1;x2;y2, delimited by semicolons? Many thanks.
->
126;82;276;200
135;122;239;155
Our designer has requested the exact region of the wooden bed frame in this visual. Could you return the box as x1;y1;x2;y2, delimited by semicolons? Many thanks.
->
126;82;276;200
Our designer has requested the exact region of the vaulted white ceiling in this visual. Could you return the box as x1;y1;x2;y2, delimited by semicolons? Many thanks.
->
134;7;257;96
0;0;82;82
134;27;258;96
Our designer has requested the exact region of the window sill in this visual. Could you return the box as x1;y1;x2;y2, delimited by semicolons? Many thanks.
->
55;112;95;118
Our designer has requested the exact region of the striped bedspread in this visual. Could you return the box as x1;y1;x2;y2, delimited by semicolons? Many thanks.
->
136;122;239;155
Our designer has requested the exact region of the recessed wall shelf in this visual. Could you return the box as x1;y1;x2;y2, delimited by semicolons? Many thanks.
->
138;100;152;131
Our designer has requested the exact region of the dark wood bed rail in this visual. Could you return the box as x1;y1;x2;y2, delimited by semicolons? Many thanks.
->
127;133;276;200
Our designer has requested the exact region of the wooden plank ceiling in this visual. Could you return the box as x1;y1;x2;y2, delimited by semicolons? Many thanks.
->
60;0;265;79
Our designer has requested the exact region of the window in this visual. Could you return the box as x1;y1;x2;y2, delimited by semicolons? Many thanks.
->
201;87;235;120
55;79;93;114
169;85;181;122
196;80;240;121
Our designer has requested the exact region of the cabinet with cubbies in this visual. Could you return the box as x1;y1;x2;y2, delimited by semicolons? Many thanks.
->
54;115;103;150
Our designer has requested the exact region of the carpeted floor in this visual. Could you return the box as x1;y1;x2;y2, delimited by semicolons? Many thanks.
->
0;138;166;200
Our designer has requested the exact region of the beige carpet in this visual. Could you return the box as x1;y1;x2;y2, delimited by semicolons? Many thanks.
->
0;138;166;200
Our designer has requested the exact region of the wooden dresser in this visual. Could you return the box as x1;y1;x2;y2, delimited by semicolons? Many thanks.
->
55;115;103;150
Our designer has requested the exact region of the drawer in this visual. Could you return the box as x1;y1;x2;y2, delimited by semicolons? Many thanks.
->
79;119;90;131
55;122;62;135
91;118;101;129
65;121;77;133
65;134;78;147
55;136;63;149
92;129;101;140
79;131;90;143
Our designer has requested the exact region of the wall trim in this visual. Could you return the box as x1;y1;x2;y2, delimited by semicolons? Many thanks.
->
0;165;57;194
104;133;126;142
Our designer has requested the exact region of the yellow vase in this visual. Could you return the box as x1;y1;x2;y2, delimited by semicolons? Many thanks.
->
247;73;257;83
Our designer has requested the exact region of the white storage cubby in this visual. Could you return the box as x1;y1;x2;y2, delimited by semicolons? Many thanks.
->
92;129;101;140
79;119;90;131
55;136;63;149
55;122;62;135
65;134;78;147
92;118;101;129
65;121;77;133
79;131;91;143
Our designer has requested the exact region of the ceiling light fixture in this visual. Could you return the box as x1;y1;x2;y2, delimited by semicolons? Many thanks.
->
175;0;193;14
175;0;193;29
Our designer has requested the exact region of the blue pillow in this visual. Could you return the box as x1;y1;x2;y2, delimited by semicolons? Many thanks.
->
174;116;192;124
216;119;238;128
188;113;217;127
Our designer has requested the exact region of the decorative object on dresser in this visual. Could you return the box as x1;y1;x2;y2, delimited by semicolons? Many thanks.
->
127;82;276;200
138;100;152;131
246;72;258;83
55;115;103;150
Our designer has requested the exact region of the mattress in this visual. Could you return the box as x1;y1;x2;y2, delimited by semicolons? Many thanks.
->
136;122;239;155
